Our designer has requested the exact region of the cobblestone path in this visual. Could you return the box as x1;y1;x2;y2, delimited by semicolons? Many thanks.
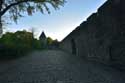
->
0;50;125;83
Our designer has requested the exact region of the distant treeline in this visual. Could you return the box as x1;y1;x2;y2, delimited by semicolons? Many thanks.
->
0;30;59;60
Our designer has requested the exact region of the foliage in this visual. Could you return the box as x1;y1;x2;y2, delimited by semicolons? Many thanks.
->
46;37;59;49
0;0;66;23
33;39;42;49
1;31;34;48
46;37;53;45
0;29;60;60
0;0;66;37
0;30;40;60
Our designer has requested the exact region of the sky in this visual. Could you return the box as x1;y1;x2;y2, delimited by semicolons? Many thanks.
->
5;0;107;41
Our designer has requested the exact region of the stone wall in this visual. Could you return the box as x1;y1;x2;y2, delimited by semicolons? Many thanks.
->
60;0;125;66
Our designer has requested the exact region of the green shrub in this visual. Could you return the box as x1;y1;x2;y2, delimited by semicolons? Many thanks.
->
0;30;34;60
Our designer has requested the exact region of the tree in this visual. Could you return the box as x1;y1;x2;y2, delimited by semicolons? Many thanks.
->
47;37;53;45
1;30;34;48
0;30;36;59
0;0;66;36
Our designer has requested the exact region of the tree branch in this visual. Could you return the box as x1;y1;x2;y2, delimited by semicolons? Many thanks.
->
0;0;3;16
1;0;45;16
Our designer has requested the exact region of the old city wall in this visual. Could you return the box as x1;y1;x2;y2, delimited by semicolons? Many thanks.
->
60;0;125;65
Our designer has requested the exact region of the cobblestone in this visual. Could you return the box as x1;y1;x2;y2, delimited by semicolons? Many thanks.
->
0;50;124;83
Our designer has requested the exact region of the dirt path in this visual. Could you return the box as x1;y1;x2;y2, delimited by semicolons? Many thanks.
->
0;50;124;83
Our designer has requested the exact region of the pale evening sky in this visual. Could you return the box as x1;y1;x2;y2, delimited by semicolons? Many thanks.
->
5;0;107;41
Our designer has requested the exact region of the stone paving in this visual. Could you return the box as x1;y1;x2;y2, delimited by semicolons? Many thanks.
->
0;50;125;83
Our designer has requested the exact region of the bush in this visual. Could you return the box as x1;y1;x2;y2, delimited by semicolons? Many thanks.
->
0;43;31;60
0;30;34;60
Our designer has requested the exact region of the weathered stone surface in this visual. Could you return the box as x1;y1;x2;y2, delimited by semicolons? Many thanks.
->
60;0;125;69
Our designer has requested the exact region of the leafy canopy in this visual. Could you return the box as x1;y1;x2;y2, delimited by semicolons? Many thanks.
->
0;0;66;23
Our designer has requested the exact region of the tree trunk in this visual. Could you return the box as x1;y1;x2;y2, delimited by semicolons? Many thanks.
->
0;0;3;37
0;17;2;37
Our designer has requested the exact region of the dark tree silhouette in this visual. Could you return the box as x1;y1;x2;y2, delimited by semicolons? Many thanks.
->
0;0;66;36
